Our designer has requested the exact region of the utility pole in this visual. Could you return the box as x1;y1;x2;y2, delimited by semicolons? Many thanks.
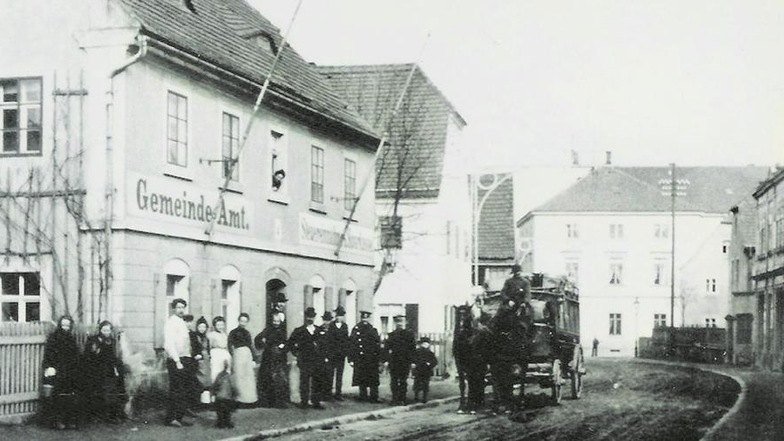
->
670;162;676;328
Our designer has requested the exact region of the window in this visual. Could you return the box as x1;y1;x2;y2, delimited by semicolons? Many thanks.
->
653;261;667;286
654;313;667;328
705;318;716;328
731;259;740;291
609;224;624;239
565;261;579;284
166;91;188;167
776;217;784;250
222;112;240;181
1;78;42;155
270;130;286;192
609;262;623;285
654;223;670;239
609;313;622;335
310;146;324;203
0;272;42;322
219;265;241;330
722;244;728;254
706;278;716;293
566;224;579;239
344;158;356;211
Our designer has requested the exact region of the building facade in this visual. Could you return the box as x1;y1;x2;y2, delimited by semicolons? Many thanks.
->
748;168;784;370
726;199;759;365
517;166;768;356
0;0;380;356
319;64;472;334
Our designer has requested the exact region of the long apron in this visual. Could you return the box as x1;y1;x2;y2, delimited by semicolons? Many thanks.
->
232;346;258;403
210;348;231;383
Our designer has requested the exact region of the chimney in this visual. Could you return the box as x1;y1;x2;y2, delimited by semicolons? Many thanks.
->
605;151;612;165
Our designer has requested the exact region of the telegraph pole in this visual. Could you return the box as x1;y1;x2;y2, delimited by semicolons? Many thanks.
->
670;163;676;328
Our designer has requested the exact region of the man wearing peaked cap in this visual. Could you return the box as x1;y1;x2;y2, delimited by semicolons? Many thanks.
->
501;264;531;309
324;306;350;400
349;309;381;402
287;307;326;409
385;315;416;405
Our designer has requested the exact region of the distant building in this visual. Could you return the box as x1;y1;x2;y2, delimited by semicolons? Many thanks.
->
748;167;784;370
319;64;471;335
726;198;759;365
517;166;768;356
475;173;516;291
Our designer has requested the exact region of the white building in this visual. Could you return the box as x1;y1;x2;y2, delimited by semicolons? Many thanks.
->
517;166;768;355
319;64;472;334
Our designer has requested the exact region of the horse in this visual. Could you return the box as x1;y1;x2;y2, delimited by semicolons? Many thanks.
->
452;304;491;414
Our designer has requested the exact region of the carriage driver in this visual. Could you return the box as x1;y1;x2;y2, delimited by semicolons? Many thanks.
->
500;264;531;311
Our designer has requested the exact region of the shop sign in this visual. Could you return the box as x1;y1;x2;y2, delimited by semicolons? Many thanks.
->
129;172;251;231
299;213;373;252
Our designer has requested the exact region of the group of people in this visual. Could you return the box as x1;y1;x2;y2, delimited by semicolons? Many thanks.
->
41;316;127;430
163;295;439;429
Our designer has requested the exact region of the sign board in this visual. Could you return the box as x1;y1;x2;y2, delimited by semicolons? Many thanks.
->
299;213;373;252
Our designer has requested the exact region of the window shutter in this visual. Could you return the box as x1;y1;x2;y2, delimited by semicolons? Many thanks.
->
338;288;347;309
153;273;165;349
324;287;335;312
210;278;220;318
355;289;364;323
304;285;313;308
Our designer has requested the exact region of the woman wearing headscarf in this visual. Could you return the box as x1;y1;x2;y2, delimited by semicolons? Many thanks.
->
82;321;126;424
42;315;80;430
207;316;231;384
228;313;258;405
194;316;212;404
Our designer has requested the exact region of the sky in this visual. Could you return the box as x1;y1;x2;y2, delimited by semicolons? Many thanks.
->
250;0;784;170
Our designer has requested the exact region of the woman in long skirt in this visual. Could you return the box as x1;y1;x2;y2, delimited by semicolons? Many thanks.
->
82;321;126;424
208;317;231;384
254;313;289;408
228;313;258;405
42;315;80;430
194;317;212;403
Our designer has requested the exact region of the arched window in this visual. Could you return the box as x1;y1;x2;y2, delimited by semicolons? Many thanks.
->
340;279;357;329
163;259;191;305
219;266;241;330
309;275;326;326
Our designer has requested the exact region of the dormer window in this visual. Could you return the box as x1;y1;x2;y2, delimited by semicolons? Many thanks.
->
248;32;278;55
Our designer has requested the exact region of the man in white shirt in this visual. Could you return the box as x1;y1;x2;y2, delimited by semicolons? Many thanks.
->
163;298;193;427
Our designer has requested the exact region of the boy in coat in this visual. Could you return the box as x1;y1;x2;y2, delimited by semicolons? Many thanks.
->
413;337;438;403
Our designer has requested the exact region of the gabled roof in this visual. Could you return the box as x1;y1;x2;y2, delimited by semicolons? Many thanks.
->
117;0;377;141
478;174;515;262
533;166;769;214
317;64;466;199
753;166;784;199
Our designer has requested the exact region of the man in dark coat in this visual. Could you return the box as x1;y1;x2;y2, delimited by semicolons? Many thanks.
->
324;306;350;400
413;336;438;403
385;315;416;405
500;264;531;309
254;314;289;408
43;315;80;430
349;310;381;402
288;307;327;409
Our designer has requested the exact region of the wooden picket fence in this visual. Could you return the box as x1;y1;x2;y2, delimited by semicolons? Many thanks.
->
0;322;93;423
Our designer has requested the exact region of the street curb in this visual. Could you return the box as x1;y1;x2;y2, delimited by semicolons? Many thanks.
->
217;396;461;441
631;359;748;441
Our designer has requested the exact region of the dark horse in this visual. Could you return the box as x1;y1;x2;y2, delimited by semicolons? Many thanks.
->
488;300;534;413
452;304;491;414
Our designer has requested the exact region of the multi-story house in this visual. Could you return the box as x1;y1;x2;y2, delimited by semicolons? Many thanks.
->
726;198;759;365
749;167;784;370
517;166;767;356
0;0;380;355
319;64;471;334
475;173;515;290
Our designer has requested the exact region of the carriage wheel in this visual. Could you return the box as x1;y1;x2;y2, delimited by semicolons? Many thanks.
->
551;359;562;405
571;348;584;399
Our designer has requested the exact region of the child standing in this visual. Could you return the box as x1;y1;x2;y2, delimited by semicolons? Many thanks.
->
211;360;235;429
413;337;438;403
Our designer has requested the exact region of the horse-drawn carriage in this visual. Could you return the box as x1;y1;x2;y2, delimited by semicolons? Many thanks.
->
454;273;584;412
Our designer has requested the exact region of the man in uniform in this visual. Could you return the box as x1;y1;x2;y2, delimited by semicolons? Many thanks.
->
325;306;350;401
385;315;417;405
500;264;531;309
288;307;327;409
349;310;381;402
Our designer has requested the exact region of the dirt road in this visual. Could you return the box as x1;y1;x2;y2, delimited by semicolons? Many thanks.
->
268;358;739;441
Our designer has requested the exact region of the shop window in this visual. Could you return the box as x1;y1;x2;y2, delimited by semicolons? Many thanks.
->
0;272;43;322
310;145;324;203
1;78;42;155
222;112;240;181
167;91;188;167
609;313;622;335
